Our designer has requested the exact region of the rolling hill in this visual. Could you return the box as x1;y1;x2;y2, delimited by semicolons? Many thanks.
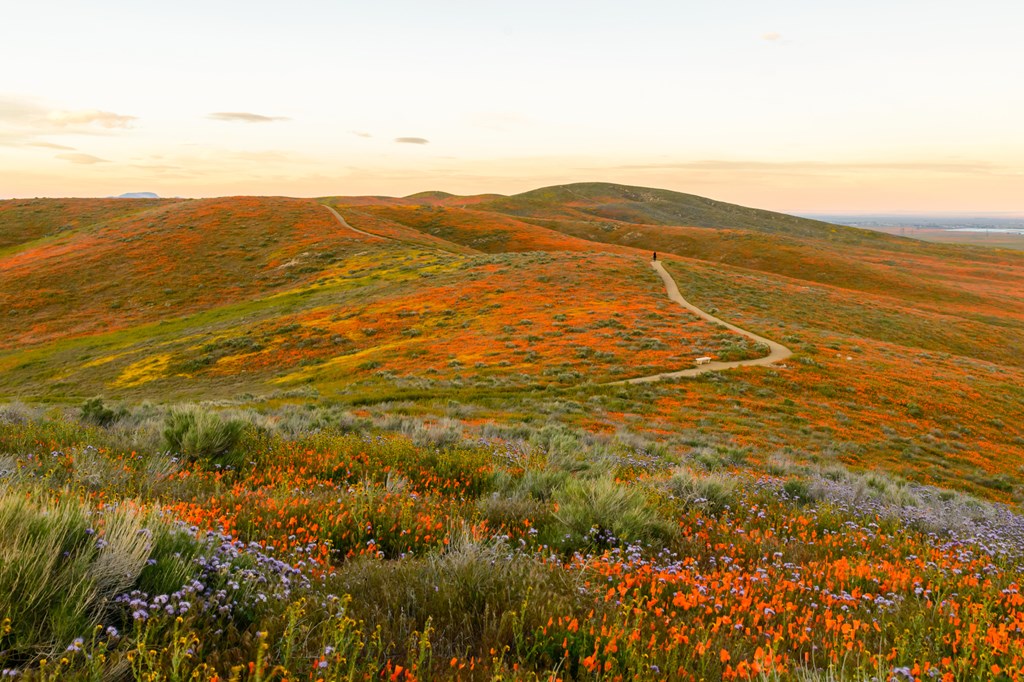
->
480;182;891;243
5;182;1024;680
1;183;1023;497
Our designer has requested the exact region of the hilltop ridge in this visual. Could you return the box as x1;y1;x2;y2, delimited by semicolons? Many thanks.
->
330;182;891;244
480;182;891;244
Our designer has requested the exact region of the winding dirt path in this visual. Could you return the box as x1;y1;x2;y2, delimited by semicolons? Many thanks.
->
319;206;789;382
618;261;792;384
322;204;389;240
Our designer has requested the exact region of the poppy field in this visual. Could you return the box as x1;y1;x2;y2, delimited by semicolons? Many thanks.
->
2;183;1024;680
0;246;764;401
3;404;1024;680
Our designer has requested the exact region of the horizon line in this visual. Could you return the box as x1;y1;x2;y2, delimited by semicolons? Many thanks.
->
2;188;1022;218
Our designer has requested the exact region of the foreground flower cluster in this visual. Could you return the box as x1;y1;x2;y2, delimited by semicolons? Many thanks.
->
3;411;1024;680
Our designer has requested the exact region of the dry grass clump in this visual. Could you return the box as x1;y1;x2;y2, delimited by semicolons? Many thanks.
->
0;489;153;657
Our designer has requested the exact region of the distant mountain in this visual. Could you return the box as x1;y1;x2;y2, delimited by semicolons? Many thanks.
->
116;192;160;199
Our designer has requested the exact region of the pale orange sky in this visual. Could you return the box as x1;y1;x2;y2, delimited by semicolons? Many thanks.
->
2;0;1022;212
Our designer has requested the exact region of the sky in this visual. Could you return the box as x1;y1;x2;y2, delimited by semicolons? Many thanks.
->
2;0;1022;212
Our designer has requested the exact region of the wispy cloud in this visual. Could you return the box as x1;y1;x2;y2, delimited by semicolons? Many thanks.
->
47;109;136;128
56;153;109;164
395;137;429;145
27;141;76;150
0;96;137;151
207;112;290;123
762;32;783;42
351;131;372;138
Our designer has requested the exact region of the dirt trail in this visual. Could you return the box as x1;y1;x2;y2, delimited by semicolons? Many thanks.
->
618;261;792;383
322;204;389;240
318;209;790;382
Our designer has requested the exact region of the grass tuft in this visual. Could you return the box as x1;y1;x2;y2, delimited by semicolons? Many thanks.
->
162;407;246;467
552;475;672;549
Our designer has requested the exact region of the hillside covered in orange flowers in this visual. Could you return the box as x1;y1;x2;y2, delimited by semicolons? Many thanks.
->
4;183;1024;680
2;184;1023;495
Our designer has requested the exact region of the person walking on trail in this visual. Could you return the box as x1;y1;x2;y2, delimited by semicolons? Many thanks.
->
653;251;657;262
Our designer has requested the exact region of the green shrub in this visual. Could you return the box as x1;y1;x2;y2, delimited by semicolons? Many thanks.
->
691;447;727;471
517;468;570;501
783;478;811;502
665;467;738;513
527;425;615;477
552;476;672;549
136;524;203;597
162;408;246;467
477;492;552;533
328;534;587;666
79;398;126;428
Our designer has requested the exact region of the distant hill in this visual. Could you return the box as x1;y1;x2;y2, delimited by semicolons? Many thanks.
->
337;182;1012;305
333;182;887;244
479;182;894;245
116;192;160;199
